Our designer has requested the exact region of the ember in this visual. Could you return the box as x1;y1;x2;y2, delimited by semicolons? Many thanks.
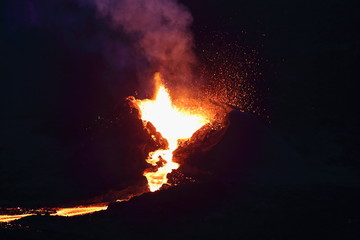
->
132;73;210;192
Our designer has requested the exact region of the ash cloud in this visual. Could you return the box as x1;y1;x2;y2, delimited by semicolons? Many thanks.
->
92;0;196;97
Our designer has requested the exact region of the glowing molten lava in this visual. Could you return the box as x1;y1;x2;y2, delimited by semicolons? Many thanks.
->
133;73;209;192
52;204;108;217
0;204;109;223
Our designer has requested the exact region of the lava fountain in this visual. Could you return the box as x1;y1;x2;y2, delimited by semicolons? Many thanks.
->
132;73;210;192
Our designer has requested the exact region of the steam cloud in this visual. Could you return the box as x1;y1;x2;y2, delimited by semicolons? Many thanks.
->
93;0;196;95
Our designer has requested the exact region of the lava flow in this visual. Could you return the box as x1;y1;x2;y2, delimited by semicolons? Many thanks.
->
0;204;109;223
132;73;210;192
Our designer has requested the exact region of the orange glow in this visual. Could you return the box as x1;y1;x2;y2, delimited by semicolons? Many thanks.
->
0;214;35;223
133;73;209;192
0;204;109;223
52;204;108;217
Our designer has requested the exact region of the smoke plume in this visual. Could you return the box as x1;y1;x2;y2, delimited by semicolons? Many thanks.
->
93;0;196;97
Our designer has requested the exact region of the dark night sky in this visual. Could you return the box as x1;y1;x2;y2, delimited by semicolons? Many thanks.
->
0;0;359;236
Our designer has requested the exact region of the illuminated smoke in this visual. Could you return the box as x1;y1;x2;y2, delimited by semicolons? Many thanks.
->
93;0;196;94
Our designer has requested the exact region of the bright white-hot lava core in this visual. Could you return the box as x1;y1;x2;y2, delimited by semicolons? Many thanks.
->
133;73;209;192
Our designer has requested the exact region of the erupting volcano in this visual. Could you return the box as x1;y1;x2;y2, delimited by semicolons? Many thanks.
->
0;0;226;225
0;73;219;223
132;73;210;192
